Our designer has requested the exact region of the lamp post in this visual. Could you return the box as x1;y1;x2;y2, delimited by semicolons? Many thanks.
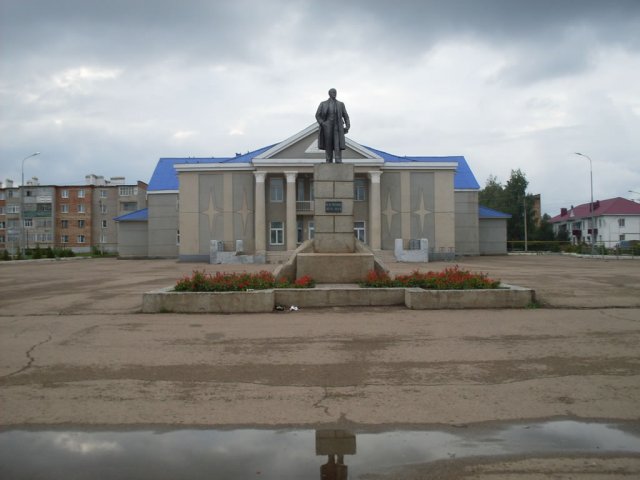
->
574;152;595;255
20;152;41;255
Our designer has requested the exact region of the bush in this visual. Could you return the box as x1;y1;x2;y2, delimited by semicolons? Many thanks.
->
32;245;43;259
174;270;315;292
2;250;10;261
46;247;55;258
360;266;500;290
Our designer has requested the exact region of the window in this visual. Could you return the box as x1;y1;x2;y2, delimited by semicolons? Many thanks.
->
618;218;626;227
0;192;4;200
619;234;626;241
0;235;4;243
119;186;136;196
297;219;303;244
100;204;108;214
308;221;315;240
61;220;68;229
77;189;85;198
8;219;18;228
7;205;20;214
270;221;284;245
100;189;108;198
100;234;107;243
101;220;108;228
77;235;85;243
25;190;33;197
8;190;14;198
176;230;180;246
121;202;137;212
0;206;4;214
78;220;85;228
0;221;5;229
35;233;52;242
354;178;366;201
24;218;33;228
61;235;69;243
78;204;85;213
354;221;366;242
297;179;305;202
61;189;69;198
270;178;283;202
61;204;69;213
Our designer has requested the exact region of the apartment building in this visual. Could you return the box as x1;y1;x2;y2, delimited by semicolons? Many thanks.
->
1;176;147;254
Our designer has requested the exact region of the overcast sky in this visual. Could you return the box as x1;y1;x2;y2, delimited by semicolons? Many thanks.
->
1;0;639;214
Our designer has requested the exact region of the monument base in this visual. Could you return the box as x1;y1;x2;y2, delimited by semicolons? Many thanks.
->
296;252;374;284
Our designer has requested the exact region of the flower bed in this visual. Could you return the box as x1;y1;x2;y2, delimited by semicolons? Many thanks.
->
174;270;314;292
360;266;500;290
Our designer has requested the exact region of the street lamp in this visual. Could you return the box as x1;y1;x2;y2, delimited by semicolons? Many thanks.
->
20;152;41;255
574;152;595;255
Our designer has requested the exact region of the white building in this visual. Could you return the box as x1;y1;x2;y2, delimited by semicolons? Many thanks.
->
549;197;640;247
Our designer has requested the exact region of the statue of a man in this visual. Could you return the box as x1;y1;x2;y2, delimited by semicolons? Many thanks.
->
315;88;350;163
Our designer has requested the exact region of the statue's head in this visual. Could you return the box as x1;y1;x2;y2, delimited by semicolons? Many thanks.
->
328;88;337;99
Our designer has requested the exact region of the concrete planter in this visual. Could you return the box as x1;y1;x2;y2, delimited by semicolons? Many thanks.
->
143;283;534;313
404;283;535;310
275;287;405;308
142;287;274;313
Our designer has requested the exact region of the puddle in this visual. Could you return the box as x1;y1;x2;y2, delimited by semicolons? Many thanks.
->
1;421;639;479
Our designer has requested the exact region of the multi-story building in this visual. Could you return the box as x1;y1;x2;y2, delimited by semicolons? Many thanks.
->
549;197;640;247
56;176;147;253
1;176;146;255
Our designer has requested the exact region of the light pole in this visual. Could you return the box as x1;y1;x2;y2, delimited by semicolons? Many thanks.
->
574;152;595;254
20;152;41;256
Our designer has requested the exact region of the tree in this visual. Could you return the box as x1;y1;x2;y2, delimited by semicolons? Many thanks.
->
479;169;537;242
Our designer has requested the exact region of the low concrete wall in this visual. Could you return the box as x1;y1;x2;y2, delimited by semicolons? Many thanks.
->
142;287;274;313
143;283;535;312
405;283;535;309
275;288;405;308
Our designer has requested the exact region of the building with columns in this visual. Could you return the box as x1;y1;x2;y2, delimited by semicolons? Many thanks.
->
122;123;499;261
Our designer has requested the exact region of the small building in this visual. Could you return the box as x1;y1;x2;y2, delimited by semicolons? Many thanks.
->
549;197;640;248
479;206;512;255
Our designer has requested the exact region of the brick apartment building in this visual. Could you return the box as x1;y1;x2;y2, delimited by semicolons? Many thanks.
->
0;175;147;254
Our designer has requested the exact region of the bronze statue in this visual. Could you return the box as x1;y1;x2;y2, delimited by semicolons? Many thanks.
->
315;88;350;163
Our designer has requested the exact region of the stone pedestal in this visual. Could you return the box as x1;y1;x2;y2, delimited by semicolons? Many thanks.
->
292;164;374;283
313;163;356;253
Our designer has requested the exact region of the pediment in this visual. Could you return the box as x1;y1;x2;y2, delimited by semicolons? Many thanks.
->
253;123;383;163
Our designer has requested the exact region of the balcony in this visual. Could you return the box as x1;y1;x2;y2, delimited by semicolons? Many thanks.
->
296;200;314;214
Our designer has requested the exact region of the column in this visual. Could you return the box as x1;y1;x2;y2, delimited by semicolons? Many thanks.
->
253;171;266;254
285;171;298;251
368;170;382;250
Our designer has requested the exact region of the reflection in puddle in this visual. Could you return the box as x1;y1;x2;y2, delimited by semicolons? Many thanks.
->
1;421;639;479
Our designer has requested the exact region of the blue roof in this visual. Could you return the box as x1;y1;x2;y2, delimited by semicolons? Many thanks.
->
479;205;511;219
148;144;276;191
147;142;480;191
114;208;148;222
363;146;480;190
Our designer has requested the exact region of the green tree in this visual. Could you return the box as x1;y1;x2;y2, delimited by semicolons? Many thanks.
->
479;169;538;243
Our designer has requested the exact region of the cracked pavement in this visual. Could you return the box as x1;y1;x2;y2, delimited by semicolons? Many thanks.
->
1;256;639;429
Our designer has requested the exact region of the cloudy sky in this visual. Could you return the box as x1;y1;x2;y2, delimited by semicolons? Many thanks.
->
1;0;639;214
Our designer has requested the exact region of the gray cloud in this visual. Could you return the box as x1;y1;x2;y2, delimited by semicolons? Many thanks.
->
1;0;639;213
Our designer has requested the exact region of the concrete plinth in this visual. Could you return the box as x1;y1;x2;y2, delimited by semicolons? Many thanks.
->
314;164;355;254
296;252;373;283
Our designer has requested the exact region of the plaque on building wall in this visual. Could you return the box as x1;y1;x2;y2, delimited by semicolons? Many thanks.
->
325;201;343;213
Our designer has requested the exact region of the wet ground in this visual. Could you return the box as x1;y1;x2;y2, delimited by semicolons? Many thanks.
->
2;421;640;479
